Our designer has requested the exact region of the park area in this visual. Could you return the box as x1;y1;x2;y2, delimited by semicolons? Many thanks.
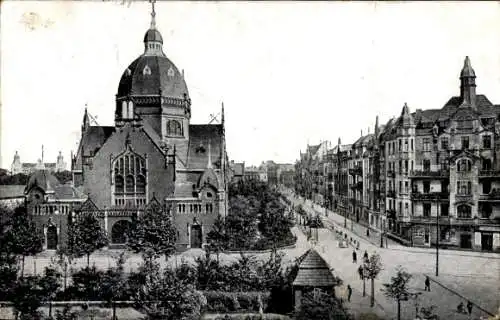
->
0;180;356;320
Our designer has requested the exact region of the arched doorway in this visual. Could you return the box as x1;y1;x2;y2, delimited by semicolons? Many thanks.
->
190;224;202;248
111;220;132;244
47;225;58;250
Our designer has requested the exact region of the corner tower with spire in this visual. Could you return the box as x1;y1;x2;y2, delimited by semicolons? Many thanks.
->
459;56;477;109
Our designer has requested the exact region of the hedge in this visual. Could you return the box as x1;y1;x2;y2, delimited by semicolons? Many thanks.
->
203;291;270;313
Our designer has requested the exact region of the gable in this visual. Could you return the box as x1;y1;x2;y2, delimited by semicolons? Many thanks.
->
187;125;223;169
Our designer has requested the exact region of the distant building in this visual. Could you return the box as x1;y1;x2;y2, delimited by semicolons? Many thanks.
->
244;166;265;182
229;161;245;183
11;150;67;175
276;163;295;188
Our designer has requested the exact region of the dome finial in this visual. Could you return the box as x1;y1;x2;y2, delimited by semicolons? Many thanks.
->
149;0;156;29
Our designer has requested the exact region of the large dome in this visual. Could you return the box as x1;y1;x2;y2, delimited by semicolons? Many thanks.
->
117;54;189;99
117;26;188;100
117;53;189;99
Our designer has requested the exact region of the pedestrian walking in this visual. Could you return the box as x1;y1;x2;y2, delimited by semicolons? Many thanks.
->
424;276;431;291
363;250;369;261
352;250;357;263
467;301;473;315
366;228;370;237
347;284;352;302
358;265;364;279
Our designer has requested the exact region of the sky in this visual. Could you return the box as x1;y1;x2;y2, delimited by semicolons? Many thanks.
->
1;1;500;169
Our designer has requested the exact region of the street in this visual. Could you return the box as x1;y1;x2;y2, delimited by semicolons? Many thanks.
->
285;189;500;320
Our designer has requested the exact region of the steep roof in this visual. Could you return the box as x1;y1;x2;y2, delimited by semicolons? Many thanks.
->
353;134;374;148
172;182;195;198
52;184;86;200
74;126;115;168
24;170;86;201
0;185;25;199
25;170;60;194
293;249;336;287
186;124;223;169
437;95;495;120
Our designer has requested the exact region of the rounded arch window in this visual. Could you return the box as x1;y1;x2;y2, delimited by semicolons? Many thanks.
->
115;175;124;193
137;175;146;194
167;120;182;136
125;175;135;193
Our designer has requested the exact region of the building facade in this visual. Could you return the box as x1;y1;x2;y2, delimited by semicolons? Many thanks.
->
25;6;230;251
296;57;500;252
11;151;67;175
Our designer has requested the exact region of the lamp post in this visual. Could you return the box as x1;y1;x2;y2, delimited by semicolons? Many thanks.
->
435;195;440;277
380;220;385;248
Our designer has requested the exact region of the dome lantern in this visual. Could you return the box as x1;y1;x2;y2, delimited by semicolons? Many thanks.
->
144;0;164;56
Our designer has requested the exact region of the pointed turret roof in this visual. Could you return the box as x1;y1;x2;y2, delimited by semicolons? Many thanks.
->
460;56;476;78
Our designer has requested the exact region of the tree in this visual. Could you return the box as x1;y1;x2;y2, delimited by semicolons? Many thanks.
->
8;206;44;276
225;196;258;250
39;266;62;318
127;205;177;262
364;253;383;307
53;170;72;184
11;275;46;319
295;289;351;320
259;198;293;243
0;206;18;301
206;214;228;261
133;260;206;320
67;214;109;266
0;172;29;185
381;266;412;320
258;248;285;290
101;253;128;320
232;253;260;291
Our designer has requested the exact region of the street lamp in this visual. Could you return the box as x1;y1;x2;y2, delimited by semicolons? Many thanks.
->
435;194;440;277
380;220;385;248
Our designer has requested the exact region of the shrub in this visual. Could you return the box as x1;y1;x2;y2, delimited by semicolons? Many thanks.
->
204;291;270;313
65;266;106;300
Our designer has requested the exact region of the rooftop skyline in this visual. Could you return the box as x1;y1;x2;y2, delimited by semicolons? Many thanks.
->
2;1;500;169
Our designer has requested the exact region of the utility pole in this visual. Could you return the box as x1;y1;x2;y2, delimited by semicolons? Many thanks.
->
435;195;439;276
